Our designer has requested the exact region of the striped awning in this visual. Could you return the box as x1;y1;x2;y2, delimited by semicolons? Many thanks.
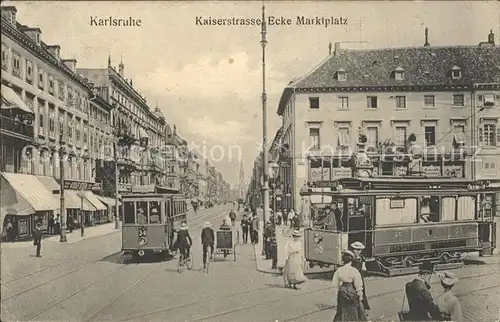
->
96;195;121;207
83;191;107;211
1;85;33;114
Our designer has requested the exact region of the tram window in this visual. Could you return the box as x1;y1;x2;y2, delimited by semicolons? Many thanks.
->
136;201;149;225
420;196;439;223
149;201;161;224
166;199;171;217
376;198;416;225
123;201;135;224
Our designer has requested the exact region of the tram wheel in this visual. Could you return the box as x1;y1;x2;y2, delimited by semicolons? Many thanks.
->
309;261;314;269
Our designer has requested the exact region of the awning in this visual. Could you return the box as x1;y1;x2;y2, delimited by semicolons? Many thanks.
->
96;195;121;207
36;176;60;195
83;191;107;211
1;85;33;114
1;172;59;215
66;190;95;211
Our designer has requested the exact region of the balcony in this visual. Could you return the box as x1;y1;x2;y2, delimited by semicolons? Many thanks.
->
0;115;34;141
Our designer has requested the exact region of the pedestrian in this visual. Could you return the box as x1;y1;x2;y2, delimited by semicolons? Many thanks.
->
288;209;295;227
48;214;54;235
54;214;61;235
68;214;74;233
264;221;274;259
229;209;237;226
276;209;283;226
201;221;215;269
5;218;15;243
436;272;462;321
332;250;367;321
241;214;249;243
283;230;307;289
404;261;442;321
282;208;288;226
251;215;259;244
270;233;278;269
350;241;371;314
33;223;43;257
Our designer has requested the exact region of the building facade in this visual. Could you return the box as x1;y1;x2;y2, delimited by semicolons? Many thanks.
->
1;6;113;238
78;57;168;195
277;32;500;212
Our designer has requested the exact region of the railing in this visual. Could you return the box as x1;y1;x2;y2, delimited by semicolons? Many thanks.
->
0;115;34;138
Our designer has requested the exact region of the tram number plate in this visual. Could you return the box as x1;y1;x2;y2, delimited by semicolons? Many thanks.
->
451;226;465;236
390;243;425;253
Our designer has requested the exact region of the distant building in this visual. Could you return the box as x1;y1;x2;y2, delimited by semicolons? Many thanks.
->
277;30;500;211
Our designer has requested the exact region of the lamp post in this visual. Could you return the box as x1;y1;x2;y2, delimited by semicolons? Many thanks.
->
59;134;67;242
269;162;280;216
77;189;85;237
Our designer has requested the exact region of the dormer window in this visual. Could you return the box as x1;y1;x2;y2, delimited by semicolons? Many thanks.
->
483;93;495;107
336;68;346;81
394;67;404;80
451;66;461;79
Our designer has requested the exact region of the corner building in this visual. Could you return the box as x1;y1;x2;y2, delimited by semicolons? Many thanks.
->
277;32;500;213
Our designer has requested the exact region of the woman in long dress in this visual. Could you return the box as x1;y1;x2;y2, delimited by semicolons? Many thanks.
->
350;241;371;313
283;230;307;289
332;250;367;321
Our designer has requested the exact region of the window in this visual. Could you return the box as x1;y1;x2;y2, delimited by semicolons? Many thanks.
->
48;108;55;138
136;201;149;225
75;119;81;145
453;125;466;146
38;103;45;136
339;96;349;109
149;201;161;224
68;117;74;141
366;127;378;146
58;81;65;101
338;127;350;147
123;201;135;224
451;66;461;79
48;75;54;95
1;43;8;71
367;96;378;109
337;71;346;81
59;112;65;138
424;95;435;107
395;126;407;146
394;68;405;80
67;87;74;106
38;68;44;90
394;96;406;109
11;50;20;78
309;128;320;150
453;94;464;106
83;123;88;145
309;97;320;109
25;59;33;82
479;123;498;146
424;126;436;146
483;94;496;107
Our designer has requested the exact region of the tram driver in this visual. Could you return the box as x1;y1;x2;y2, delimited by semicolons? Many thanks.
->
137;208;147;225
316;204;343;231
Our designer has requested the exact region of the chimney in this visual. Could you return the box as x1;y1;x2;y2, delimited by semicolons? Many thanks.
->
62;59;77;72
328;42;332;55
424;27;430;47
108;55;111;67
488;29;495;45
173;125;177;135
21;27;42;45
334;42;341;56
46;45;61;60
1;6;17;26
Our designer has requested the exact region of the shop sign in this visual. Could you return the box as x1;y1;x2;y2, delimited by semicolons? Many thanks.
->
63;180;99;190
310;168;330;182
423;166;440;177
331;168;351;180
444;165;463;178
390;198;405;209
117;183;132;192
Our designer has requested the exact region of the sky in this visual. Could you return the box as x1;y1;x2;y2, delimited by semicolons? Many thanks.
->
7;1;499;187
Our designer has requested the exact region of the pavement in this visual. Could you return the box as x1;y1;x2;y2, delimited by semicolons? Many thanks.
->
1;206;498;322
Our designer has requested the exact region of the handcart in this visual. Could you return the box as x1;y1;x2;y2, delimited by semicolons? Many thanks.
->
215;229;237;261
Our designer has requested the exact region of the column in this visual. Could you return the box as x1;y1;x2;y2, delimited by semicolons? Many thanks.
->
33;96;39;138
44;100;49;138
53;151;60;180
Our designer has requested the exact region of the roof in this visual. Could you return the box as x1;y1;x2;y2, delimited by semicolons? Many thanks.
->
278;45;500;114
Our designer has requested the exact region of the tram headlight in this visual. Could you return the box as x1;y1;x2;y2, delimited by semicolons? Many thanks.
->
138;237;148;246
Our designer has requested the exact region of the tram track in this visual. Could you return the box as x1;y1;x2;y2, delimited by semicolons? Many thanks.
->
186;267;500;322
1;258;75;285
8;206;229;321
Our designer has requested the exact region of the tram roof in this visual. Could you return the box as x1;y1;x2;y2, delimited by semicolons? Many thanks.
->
301;189;481;197
121;193;187;200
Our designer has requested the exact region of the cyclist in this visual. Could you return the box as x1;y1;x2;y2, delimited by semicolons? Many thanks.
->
175;221;192;261
201;221;215;269
229;209;237;226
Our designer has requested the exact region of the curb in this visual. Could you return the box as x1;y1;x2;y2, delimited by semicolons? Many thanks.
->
45;227;121;244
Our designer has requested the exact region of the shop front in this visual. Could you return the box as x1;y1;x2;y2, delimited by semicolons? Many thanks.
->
1;173;59;240
59;180;107;226
96;195;120;223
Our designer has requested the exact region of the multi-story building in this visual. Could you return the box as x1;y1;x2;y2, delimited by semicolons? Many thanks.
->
1;5;113;238
164;124;181;190
196;153;208;203
78;57;168;195
276;30;500;212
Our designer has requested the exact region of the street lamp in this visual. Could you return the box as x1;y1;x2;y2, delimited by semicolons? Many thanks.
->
59;134;68;242
77;189;86;237
269;162;280;215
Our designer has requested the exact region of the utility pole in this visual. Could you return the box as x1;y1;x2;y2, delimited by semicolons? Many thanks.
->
260;4;270;253
114;140;120;229
59;133;67;242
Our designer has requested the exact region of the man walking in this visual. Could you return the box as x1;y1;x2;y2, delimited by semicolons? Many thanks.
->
251;215;259;244
241;214;250;243
33;224;43;257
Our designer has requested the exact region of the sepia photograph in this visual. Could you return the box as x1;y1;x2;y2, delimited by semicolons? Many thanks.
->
0;1;499;321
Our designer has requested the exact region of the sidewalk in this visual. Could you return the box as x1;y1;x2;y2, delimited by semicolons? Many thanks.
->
0;222;120;249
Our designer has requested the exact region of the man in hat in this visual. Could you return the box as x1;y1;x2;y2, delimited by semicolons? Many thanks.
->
33;223;43;257
137;208;147;225
175;222;192;260
405;261;442;321
436;272;462;321
316;205;337;231
201;222;215;269
241;214;250;243
264;221;275;260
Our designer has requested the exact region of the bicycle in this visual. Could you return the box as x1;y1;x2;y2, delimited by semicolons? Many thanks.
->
177;249;193;273
204;244;214;273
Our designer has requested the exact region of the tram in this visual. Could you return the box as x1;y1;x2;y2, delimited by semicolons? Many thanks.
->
121;192;189;259
300;178;497;276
